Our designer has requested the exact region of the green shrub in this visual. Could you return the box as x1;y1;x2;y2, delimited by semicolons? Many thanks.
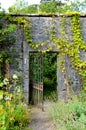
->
0;101;30;130
78;90;86;102
44;90;57;101
13;104;30;127
0;75;30;130
49;98;86;130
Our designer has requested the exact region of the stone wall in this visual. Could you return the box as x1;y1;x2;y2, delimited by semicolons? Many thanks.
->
1;14;86;103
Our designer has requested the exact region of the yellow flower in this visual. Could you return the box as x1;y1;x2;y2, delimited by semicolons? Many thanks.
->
5;101;10;107
0;121;5;126
0;104;3;109
0;91;3;100
10;107;14;113
9;93;13;98
0;108;5;115
10;116;14;121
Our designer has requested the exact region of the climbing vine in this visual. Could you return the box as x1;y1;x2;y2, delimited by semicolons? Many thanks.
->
1;12;86;94
53;13;86;91
70;13;86;90
14;13;86;92
0;12;17;80
20;12;86;94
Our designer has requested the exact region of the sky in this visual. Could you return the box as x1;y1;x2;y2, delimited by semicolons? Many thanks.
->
0;0;85;11
0;0;41;11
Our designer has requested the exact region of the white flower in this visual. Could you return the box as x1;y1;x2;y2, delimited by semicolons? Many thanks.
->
3;78;9;85
13;74;18;79
4;96;11;101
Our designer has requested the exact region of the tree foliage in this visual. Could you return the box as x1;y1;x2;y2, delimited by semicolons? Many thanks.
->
9;0;28;13
8;0;86;14
43;53;57;90
39;1;64;13
21;5;38;14
65;0;86;13
0;9;16;80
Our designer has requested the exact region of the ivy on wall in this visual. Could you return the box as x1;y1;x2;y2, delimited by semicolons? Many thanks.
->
16;12;86;96
52;13;86;93
1;12;86;96
0;12;17;80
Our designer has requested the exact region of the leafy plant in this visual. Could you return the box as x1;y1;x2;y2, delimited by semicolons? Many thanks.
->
43;53;57;100
0;75;30;130
49;98;86;130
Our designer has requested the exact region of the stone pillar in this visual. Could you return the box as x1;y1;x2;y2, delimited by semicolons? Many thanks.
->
57;53;83;101
23;42;29;104
57;53;66;101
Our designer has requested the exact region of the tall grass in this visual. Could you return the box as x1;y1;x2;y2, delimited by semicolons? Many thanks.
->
49;97;86;130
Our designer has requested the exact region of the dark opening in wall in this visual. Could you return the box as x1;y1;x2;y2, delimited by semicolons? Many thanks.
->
29;52;57;106
43;52;57;101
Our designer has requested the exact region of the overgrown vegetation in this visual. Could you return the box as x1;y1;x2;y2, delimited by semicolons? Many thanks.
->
8;0;86;14
43;53;57;101
49;94;86;130
0;0;86;129
0;75;30;130
0;9;31;130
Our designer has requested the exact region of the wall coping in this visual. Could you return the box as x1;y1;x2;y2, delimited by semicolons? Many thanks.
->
10;14;86;17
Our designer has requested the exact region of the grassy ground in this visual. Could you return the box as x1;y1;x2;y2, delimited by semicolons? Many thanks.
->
49;96;86;130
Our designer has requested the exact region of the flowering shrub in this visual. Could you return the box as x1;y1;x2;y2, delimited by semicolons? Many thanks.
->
0;101;30;130
0;75;30;130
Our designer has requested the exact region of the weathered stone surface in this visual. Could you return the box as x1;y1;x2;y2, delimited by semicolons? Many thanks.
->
81;17;86;43
1;15;86;103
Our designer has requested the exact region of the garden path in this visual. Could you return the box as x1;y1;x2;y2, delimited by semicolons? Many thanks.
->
28;101;55;130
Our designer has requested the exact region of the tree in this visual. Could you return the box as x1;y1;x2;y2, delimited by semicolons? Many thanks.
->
9;0;28;13
63;0;86;13
8;0;66;14
39;1;64;13
8;0;86;14
8;0;39;14
71;0;86;13
21;4;38;14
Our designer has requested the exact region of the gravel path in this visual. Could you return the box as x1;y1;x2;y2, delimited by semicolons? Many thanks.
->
28;102;54;130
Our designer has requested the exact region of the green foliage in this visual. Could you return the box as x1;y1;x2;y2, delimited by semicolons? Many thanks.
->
8;0;28;14
49;98;86;130
10;11;86;97
39;1;58;13
44;90;57;101
50;13;86;92
43;53;57;100
67;0;86;13
11;104;30;127
0;102;30;130
0;11;17;79
0;10;31;130
0;52;8;78
0;12;16;44
9;1;63;14
78;90;86;102
8;0;86;14
0;76;30;130
20;5;38;14
1;9;86;100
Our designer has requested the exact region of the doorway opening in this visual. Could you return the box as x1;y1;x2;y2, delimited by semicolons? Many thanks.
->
43;52;57;102
29;52;57;107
